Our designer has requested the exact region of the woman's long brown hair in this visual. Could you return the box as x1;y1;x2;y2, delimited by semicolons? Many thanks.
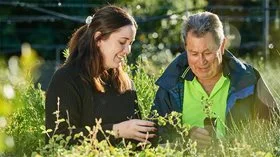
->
65;5;137;93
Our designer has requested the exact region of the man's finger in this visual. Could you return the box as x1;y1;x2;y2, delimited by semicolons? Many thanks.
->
196;138;211;146
190;127;211;142
194;127;210;136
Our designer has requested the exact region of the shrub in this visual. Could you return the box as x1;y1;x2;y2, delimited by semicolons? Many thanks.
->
5;84;45;156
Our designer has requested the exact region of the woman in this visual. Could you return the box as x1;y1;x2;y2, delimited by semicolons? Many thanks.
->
45;5;156;145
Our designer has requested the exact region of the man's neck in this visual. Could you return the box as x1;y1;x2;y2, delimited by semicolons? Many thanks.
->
197;73;222;95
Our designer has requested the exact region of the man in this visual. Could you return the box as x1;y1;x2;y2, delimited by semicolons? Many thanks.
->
152;11;277;147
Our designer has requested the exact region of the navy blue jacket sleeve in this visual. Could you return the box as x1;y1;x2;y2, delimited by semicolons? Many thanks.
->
152;87;171;116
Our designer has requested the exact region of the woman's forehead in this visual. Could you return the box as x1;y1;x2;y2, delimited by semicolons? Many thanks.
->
111;25;136;40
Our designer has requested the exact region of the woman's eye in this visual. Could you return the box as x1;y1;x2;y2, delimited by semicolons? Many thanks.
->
119;42;126;45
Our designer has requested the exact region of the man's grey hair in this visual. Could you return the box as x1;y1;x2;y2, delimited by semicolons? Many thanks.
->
182;11;225;47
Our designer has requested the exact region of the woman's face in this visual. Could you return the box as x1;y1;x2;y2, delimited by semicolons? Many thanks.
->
97;25;136;69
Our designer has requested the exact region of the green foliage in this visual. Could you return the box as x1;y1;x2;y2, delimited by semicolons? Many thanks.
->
5;84;45;156
35;110;190;157
1;1;280;155
126;59;159;118
0;43;43;155
1;51;280;156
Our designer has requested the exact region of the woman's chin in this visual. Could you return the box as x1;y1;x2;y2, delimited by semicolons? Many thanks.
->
112;62;122;69
117;61;124;67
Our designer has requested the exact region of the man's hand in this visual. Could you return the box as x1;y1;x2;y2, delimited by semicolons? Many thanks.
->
189;126;212;149
113;119;157;143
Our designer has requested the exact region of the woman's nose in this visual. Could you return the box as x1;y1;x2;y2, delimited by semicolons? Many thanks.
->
123;45;131;55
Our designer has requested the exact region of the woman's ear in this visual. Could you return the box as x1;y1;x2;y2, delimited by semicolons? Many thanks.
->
94;31;102;46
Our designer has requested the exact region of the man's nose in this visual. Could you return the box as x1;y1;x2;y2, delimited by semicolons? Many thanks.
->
199;54;207;64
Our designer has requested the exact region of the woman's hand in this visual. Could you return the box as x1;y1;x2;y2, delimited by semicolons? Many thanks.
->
113;119;157;142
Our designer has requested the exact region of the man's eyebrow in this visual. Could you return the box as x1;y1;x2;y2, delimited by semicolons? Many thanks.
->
188;49;209;53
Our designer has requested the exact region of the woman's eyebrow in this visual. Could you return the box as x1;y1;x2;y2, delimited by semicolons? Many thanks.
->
120;37;135;42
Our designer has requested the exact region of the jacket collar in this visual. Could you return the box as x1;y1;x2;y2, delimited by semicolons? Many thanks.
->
156;50;257;91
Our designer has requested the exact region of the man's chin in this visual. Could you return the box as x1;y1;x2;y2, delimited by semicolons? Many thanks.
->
196;74;211;80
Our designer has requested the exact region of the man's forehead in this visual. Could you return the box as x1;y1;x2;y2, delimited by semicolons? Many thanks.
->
186;35;218;52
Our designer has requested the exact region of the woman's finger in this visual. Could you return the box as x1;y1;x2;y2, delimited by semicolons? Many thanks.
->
135;125;156;132
133;136;151;143
135;131;156;139
134;119;155;126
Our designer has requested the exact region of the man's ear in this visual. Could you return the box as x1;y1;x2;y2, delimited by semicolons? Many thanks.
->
94;31;102;46
221;38;227;55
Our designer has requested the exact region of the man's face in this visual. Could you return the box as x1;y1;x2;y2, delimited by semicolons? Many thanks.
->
185;31;225;82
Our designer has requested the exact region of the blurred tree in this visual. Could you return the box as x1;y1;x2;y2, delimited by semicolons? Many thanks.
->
116;0;208;69
0;0;208;62
0;0;104;59
205;0;280;58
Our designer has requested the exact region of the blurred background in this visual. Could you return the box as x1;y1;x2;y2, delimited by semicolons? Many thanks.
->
0;0;280;90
